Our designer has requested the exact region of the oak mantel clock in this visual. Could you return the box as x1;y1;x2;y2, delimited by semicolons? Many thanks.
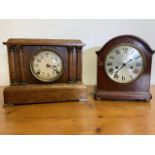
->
3;38;87;106
95;35;154;101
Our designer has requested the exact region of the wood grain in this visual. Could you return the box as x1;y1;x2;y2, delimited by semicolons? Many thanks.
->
4;38;86;105
18;46;26;84
76;47;82;82
0;85;155;135
8;47;17;84
4;83;87;105
3;38;85;46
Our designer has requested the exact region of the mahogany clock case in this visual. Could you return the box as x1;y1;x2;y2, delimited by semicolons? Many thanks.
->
95;35;155;101
3;39;87;105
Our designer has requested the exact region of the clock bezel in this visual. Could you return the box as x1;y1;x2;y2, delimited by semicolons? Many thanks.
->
30;49;64;82
104;43;146;84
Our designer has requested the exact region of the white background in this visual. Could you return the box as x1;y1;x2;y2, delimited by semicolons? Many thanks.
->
0;19;155;85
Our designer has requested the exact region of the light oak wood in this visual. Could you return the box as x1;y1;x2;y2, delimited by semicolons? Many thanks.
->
0;85;155;135
4;38;86;105
4;83;87;105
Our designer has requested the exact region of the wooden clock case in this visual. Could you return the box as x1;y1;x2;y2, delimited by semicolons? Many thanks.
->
3;38;87;106
95;35;154;101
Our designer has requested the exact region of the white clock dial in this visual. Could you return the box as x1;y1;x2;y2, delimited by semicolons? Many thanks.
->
105;45;144;83
30;50;63;82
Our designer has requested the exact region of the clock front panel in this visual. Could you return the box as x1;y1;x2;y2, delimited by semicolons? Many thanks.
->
24;46;68;84
105;45;145;84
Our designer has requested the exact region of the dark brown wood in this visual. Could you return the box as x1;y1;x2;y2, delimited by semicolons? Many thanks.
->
1;85;155;135
3;38;86;105
18;46;26;84
76;47;82;82
3;83;87;105
67;47;77;82
95;35;154;101
8;47;17;85
3;38;85;46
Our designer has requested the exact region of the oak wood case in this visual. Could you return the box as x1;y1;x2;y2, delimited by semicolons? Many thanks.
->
3;38;86;105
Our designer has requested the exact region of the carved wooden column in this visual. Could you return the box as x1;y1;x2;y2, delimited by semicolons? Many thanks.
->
76;46;82;82
17;45;27;84
8;46;17;85
67;46;76;83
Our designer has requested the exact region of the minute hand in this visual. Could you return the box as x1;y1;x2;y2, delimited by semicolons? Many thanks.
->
115;59;132;73
125;59;132;65
46;64;60;74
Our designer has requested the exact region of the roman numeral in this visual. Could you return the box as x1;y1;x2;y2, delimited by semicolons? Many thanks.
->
114;73;119;79
107;62;113;66
109;56;115;59
133;68;139;74
122;76;125;81
136;62;142;67
129;75;133;79
115;49;120;55
108;68;114;74
123;47;128;52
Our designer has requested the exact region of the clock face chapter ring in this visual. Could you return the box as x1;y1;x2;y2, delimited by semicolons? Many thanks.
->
104;44;145;84
30;50;63;82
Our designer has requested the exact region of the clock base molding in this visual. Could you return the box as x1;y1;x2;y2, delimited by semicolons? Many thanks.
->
94;87;152;101
3;83;87;106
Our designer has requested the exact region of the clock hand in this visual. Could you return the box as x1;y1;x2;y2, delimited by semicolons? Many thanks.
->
115;63;126;73
125;58;132;65
46;64;60;74
53;68;60;74
115;59;132;74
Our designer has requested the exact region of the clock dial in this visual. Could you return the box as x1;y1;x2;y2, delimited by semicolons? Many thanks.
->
105;45;144;83
30;50;63;82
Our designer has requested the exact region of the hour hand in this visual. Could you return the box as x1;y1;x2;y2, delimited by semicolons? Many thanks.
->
115;63;125;73
46;64;52;68
115;59;132;73
46;64;60;74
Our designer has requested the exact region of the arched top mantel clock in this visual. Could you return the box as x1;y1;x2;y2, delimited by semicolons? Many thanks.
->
95;35;154;101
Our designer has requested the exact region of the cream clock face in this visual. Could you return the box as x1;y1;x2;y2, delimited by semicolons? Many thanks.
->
30;50;63;82
105;45;144;83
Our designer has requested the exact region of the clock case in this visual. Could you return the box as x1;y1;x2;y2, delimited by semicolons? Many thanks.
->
95;35;154;101
3;38;87;106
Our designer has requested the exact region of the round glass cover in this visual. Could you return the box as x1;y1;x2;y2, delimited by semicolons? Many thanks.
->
30;50;63;82
105;45;144;83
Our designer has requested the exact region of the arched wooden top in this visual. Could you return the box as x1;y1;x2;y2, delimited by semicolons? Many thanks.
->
96;35;154;55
